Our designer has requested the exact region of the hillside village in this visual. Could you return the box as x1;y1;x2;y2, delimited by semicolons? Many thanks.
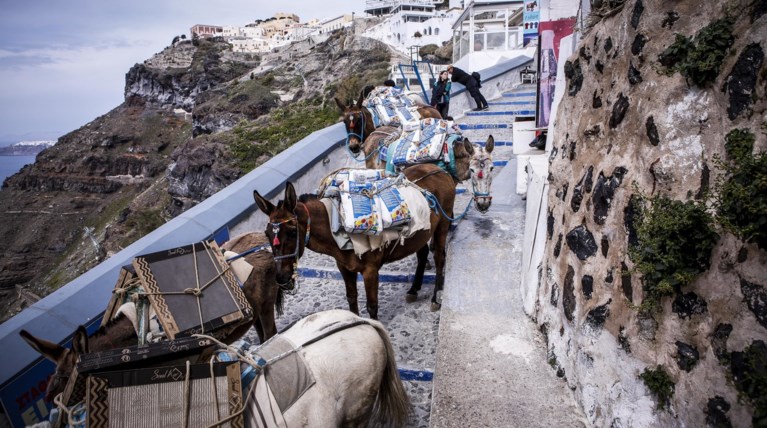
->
185;0;460;56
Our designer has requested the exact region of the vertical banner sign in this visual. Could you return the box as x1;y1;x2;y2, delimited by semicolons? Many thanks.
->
523;0;540;47
536;18;575;129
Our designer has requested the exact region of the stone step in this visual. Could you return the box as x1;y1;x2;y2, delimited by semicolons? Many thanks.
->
488;100;536;106
465;110;536;117
502;91;536;98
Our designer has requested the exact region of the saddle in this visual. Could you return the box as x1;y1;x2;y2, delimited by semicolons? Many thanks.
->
379;118;463;179
364;86;422;129
317;169;431;255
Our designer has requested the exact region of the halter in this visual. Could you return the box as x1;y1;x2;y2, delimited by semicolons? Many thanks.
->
344;110;378;162
269;204;312;265
471;156;493;203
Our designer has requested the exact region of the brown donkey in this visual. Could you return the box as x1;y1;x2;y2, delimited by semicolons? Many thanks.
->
254;163;460;320
336;91;442;160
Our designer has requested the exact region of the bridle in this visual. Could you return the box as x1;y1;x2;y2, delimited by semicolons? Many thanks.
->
471;156;493;205
267;203;311;291
344;109;382;162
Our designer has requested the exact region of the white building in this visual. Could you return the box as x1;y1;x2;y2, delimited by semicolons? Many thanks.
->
318;15;354;34
363;4;461;55
451;0;536;70
229;38;271;53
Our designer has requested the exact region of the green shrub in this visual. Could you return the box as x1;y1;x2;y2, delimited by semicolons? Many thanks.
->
229;102;340;170
640;366;675;410
630;195;718;313
724;129;755;161
657;17;735;86
714;141;767;250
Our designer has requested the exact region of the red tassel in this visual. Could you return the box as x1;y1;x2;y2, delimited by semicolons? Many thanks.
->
477;170;484;179
273;236;280;246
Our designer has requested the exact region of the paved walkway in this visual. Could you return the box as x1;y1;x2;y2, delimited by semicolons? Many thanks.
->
430;87;587;427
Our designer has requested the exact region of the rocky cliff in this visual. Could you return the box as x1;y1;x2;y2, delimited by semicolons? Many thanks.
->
536;0;766;426
0;27;392;323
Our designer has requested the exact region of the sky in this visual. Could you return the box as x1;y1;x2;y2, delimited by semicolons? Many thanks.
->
0;0;363;143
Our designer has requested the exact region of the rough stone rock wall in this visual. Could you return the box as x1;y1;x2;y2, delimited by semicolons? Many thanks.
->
535;0;767;426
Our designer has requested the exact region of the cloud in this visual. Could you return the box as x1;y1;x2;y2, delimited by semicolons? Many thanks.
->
0;0;364;138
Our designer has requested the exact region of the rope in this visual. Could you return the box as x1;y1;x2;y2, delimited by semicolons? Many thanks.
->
225;243;270;262
53;392;78;428
209;358;221;423
403;170;473;223
192;245;205;334
182;360;191;428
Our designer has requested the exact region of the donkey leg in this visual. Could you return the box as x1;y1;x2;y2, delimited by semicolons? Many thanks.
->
259;302;277;342
406;244;430;303
253;319;265;344
361;268;380;320
338;264;360;315
430;221;451;311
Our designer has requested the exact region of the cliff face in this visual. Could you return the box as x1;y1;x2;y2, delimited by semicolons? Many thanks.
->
536;0;766;426
0;29;392;323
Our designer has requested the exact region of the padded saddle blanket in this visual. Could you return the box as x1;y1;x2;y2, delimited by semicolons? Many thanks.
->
364;86;422;130
383;118;459;169
240;334;315;428
318;170;431;256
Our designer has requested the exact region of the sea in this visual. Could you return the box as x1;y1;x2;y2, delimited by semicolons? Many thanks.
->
0;155;36;185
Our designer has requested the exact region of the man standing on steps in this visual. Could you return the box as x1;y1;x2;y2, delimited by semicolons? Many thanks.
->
447;65;489;111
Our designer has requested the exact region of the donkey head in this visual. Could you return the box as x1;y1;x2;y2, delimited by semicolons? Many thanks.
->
335;92;369;154
469;135;495;213
19;326;89;402
450;137;476;182
254;182;306;287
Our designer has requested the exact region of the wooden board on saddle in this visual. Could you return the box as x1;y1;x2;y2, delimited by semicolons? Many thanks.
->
84;361;243;428
132;241;253;340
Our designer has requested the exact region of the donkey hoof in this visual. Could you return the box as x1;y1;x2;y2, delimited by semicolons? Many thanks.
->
430;302;442;312
405;293;418;303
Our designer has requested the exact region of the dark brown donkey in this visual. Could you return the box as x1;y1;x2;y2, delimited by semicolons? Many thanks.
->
19;234;281;402
336;92;442;160
255;162;463;320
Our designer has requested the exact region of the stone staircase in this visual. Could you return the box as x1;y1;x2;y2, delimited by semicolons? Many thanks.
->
429;84;587;427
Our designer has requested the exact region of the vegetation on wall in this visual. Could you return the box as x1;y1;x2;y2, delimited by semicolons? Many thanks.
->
640;365;676;410
731;341;767;426
714;129;767;251
228;99;339;170
657;16;735;86
629;195;719;313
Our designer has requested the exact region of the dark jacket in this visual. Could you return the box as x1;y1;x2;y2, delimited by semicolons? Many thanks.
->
430;79;450;106
449;67;472;85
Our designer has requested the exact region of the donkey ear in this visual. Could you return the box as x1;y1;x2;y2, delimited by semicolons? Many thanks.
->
334;97;346;113
284;182;297;212
20;330;66;363
254;190;275;215
356;91;365;108
72;326;89;355
485;135;495;154
462;137;475;155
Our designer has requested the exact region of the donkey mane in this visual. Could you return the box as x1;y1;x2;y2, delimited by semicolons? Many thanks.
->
91;312;133;339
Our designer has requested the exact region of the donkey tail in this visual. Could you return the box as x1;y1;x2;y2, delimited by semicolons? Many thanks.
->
367;319;412;427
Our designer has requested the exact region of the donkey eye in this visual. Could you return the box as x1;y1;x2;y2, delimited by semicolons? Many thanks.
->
490;166;495;171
